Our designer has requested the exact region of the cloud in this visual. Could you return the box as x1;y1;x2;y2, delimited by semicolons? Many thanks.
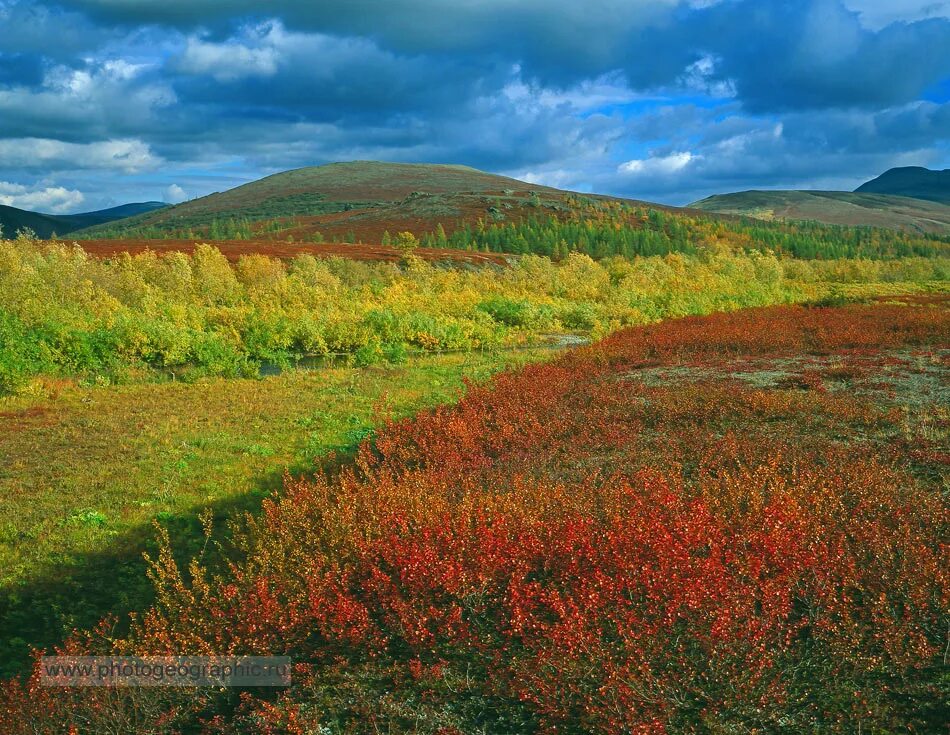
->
163;183;188;203
0;0;945;211
844;0;950;29
0;138;161;172
665;0;950;113
0;58;176;143
619;152;697;176
0;181;85;213
41;0;950;111
0;2;110;58
0;53;45;87
176;26;280;82
586;102;950;203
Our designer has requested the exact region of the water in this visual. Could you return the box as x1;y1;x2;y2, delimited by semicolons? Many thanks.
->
257;334;590;377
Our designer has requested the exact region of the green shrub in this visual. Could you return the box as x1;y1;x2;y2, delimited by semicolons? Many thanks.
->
559;303;599;330
0;239;944;389
190;332;253;377
354;341;385;367
478;297;532;327
382;342;409;364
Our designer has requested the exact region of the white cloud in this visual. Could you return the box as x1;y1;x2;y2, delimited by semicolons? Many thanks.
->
164;183;188;203
502;69;659;111
517;169;580;189
0;138;161;173
44;58;155;95
0;182;84;213
843;0;950;29
176;24;282;82
678;54;737;98
0;60;176;144
619;151;696;175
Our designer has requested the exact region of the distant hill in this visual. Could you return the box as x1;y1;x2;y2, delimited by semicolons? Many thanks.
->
855;166;950;205
0;201;167;239
688;190;950;235
72;161;629;242
73;161;950;246
79;202;170;223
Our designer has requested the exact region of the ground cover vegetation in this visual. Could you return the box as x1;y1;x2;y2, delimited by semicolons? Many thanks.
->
1;231;947;396
1;297;947;733
0;348;551;676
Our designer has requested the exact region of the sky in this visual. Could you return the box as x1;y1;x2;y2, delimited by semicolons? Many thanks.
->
0;0;948;213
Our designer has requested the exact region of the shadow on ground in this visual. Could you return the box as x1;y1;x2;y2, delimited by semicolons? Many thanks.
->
0;462;299;678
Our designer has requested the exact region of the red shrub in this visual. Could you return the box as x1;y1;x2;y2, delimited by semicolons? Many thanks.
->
2;299;947;733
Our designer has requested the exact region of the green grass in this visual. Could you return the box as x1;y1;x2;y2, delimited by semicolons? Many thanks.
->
0;348;551;675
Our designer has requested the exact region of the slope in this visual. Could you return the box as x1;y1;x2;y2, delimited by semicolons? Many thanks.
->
72;161;618;242
688;190;950;234
855;166;950;204
0;202;167;239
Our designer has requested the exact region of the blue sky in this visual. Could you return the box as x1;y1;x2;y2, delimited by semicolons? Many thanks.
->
0;0;948;212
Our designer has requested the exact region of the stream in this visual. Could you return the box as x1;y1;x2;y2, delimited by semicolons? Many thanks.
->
257;333;590;376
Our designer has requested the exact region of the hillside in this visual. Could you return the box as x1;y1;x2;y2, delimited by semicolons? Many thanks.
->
76;162;950;254
69;161;950;263
855;166;950;204
688;189;950;234
0;201;166;239
73;161;636;242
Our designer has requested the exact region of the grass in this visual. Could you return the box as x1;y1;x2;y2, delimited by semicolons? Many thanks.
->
0;347;552;675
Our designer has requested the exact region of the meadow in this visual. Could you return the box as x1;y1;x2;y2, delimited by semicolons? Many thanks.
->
1;224;948;733
2;297;946;733
0;347;554;676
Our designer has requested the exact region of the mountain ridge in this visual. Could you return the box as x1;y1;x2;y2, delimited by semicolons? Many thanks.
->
855;166;950;204
69;162;950;242
0;201;167;239
73;161;660;242
688;189;950;234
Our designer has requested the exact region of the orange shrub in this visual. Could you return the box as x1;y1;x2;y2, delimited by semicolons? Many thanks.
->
2;299;947;733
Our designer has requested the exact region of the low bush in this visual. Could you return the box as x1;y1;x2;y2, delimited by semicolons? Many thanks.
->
0;234;947;394
2;300;946;733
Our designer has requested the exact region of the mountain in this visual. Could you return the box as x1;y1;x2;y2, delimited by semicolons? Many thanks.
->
75;161;950;244
855;167;950;205
688;190;950;235
73;161;655;242
0;201;167;239
78;202;170;223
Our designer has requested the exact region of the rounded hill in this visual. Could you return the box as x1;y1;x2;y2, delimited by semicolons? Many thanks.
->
74;161;564;239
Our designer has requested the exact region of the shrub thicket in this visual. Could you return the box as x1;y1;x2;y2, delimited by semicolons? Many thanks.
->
0;233;947;393
2;300;946;733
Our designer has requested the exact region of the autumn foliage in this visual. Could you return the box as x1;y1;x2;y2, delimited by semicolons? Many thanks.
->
3;298;948;733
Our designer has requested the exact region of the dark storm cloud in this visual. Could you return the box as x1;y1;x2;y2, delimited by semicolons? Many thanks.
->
45;0;950;111
695;1;950;112
166;22;513;122
0;1;110;58
0;0;947;209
